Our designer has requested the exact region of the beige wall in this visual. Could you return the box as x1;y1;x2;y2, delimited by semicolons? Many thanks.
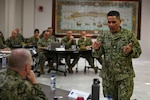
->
139;0;150;60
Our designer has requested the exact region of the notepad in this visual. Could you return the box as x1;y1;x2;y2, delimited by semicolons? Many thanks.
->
68;89;90;100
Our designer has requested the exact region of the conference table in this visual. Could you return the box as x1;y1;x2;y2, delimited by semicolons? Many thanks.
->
40;84;94;100
40;84;70;100
4;45;95;76
0;47;95;76
41;48;94;76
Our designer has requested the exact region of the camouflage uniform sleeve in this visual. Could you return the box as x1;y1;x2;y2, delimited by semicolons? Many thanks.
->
17;36;24;45
78;37;92;47
26;36;37;45
126;31;142;58
5;38;12;48
92;33;104;65
0;82;48;100
0;70;48;100
61;37;67;46
61;36;75;49
86;37;92;46
18;33;25;42
37;38;43;47
48;38;55;44
92;33;105;58
72;39;76;46
31;84;48;100
39;33;44;39
26;37;31;45
50;35;56;42
0;40;8;49
78;38;84;47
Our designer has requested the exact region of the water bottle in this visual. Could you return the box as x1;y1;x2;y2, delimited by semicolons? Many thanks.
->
91;78;100;100
60;44;65;49
50;74;56;91
2;54;6;68
32;46;37;55
60;43;63;48
71;45;77;51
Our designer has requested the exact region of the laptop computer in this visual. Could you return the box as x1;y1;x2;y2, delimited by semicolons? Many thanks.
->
50;42;61;50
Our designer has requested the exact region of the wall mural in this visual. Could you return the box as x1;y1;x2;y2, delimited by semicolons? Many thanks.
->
53;0;141;39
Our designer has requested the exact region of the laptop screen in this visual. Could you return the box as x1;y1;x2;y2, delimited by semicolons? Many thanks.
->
50;42;61;50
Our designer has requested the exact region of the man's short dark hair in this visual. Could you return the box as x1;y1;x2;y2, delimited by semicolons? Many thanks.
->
34;29;39;33
107;11;120;19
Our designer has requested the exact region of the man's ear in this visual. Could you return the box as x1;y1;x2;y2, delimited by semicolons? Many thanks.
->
24;64;28;72
24;64;30;72
120;19;122;23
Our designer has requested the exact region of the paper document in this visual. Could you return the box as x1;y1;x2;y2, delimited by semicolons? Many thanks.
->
0;50;11;54
55;48;65;51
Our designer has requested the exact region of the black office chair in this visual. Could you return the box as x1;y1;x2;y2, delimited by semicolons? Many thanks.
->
30;48;41;77
84;57;101;73
47;54;67;76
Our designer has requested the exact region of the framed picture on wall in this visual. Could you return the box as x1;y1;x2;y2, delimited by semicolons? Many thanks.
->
52;0;141;39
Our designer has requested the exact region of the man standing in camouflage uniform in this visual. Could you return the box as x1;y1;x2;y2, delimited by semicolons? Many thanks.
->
92;11;142;100
61;31;80;73
78;31;98;73
0;48;48;100
37;30;55;74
